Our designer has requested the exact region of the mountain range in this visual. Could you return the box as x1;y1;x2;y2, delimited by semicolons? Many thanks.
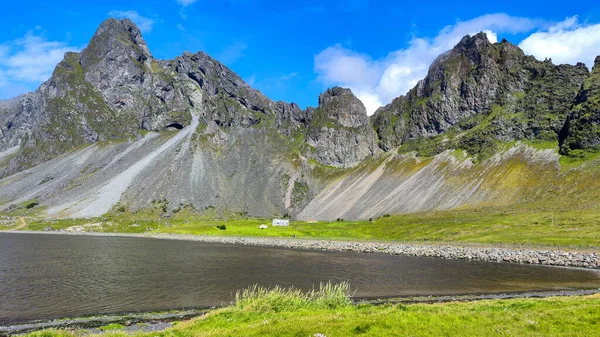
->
0;18;599;220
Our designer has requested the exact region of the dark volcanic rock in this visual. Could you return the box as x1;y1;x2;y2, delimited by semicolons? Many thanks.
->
560;56;600;155
305;87;380;167
173;51;276;128
371;33;589;155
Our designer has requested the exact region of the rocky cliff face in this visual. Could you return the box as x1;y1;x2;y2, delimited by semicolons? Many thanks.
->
305;87;380;167
372;33;589;158
559;57;600;155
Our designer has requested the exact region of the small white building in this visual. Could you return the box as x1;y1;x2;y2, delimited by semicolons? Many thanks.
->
272;219;289;227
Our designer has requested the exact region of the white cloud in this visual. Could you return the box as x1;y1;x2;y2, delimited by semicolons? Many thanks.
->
1;31;79;83
0;30;80;98
314;13;538;114
519;16;600;68
108;10;155;33
176;0;197;6
315;46;381;89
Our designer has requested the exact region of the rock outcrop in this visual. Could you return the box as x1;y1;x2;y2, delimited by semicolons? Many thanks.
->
305;87;380;167
559;56;600;155
372;33;589;157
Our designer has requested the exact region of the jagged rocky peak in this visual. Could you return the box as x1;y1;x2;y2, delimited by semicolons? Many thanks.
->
79;18;155;100
455;32;494;58
274;101;312;135
373;32;523;147
174;51;279;128
305;87;380;168
428;32;496;74
317;87;368;128
458;31;490;44
81;18;151;69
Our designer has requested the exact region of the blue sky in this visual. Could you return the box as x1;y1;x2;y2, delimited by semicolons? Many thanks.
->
2;0;600;114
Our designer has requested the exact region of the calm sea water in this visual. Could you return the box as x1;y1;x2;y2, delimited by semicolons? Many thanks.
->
1;233;599;324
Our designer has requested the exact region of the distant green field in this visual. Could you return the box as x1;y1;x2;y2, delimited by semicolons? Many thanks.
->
10;199;600;249
25;284;600;337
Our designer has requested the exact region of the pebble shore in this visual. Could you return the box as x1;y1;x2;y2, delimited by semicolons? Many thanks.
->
158;234;600;269
3;231;598;270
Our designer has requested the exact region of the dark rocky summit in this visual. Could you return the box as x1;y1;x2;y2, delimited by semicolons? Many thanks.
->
305;87;380;167
372;33;590;158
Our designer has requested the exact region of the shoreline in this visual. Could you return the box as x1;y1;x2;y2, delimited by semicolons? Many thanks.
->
2;289;600;336
1;230;599;270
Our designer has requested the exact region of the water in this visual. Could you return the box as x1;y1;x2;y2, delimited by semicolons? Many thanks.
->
1;233;599;324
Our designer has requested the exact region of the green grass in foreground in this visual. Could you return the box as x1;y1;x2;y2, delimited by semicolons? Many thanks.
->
25;283;600;337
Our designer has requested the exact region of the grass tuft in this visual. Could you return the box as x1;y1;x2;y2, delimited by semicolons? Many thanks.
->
235;281;352;313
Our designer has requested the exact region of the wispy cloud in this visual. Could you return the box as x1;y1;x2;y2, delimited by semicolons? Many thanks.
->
216;42;248;65
314;13;539;114
1;32;77;82
519;16;600;68
108;10;155;33
0;29;81;98
176;0;197;7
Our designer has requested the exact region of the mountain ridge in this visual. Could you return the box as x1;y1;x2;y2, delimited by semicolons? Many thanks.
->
0;19;599;220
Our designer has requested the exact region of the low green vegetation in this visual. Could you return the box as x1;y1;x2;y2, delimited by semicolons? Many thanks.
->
24;284;600;337
15;200;600;249
235;282;352;313
153;205;600;248
98;323;125;331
